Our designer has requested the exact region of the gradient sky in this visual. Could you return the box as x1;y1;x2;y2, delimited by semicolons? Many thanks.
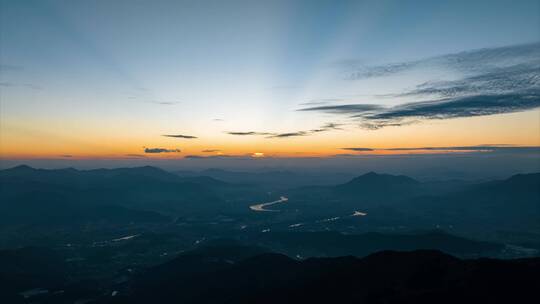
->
1;0;539;161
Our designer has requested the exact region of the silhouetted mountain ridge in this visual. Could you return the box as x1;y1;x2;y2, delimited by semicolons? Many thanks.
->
342;171;419;186
258;230;503;257
334;171;420;196
0;165;229;225
107;245;540;304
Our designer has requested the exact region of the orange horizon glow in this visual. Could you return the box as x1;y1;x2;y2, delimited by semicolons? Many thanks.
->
2;145;539;161
1;109;539;160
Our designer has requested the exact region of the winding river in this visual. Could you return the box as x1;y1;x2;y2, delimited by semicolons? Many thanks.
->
249;196;289;212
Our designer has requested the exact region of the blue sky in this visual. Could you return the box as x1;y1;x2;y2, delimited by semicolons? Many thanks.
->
0;0;539;161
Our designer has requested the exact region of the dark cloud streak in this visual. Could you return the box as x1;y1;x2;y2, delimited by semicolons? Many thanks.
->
341;147;374;151
267;131;308;138
144;148;181;153
299;43;540;129
337;145;540;154
226;131;274;136
162;134;198;139
298;104;383;114
345;42;540;80
228;122;345;139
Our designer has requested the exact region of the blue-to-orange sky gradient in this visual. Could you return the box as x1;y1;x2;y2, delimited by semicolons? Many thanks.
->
1;0;539;163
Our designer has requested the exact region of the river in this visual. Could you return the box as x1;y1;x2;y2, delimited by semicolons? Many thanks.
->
249;196;289;212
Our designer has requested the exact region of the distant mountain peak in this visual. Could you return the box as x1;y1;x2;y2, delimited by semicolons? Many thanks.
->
0;164;39;175
362;171;379;177
505;172;540;183
9;164;35;171
334;172;419;195
127;165;165;172
348;172;418;185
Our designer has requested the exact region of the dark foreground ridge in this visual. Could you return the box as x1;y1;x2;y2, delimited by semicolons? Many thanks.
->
3;244;538;304
102;246;540;304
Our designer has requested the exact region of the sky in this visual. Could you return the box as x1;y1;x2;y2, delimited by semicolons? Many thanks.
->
0;0;539;169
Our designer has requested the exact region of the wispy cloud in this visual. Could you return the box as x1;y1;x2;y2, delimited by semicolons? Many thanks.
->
269;122;344;137
358;120;419;130
202;149;221;153
384;145;540;153
162;134;198;139
341;147;374;151
226;130;309;138
357;92;540;129
227;122;345;139
298;104;383;114
226;131;274;136
397;65;539;99
311;122;343;132
345;42;540;80
337;145;540;154
267;131;308;138
144;147;181;153
300;43;540;129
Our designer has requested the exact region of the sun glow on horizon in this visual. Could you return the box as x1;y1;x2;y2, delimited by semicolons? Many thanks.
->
0;1;538;163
